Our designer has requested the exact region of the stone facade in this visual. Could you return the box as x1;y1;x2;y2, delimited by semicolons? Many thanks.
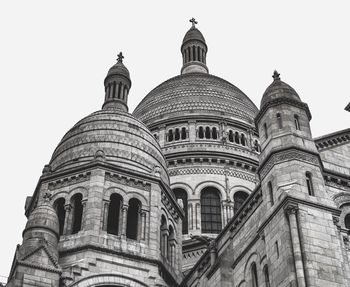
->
5;21;350;287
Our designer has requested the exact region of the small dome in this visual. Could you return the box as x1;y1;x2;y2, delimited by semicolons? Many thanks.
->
182;26;206;47
49;109;169;184
24;200;59;237
106;60;130;80
260;71;301;108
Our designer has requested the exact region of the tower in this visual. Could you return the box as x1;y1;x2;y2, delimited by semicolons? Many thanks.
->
255;71;349;286
7;54;184;287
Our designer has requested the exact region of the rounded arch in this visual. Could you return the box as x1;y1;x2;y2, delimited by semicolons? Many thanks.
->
170;182;193;196
104;187;128;201
229;185;252;202
69;273;149;287
53;197;66;236
51;190;69;202
195;181;226;200
244;252;261;279
69;186;88;201
124;191;148;208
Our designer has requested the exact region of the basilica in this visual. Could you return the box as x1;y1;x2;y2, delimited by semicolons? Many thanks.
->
5;19;350;287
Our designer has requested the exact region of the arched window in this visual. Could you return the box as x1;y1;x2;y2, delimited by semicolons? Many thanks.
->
175;128;180;141
54;198;65;236
277;113;282;129
263;265;270;287
205;127;211;139
264;123;268;139
181;127;187;140
233;191;249;214
241;134;246;146
173;188;188;234
126;198;141;240
107;194;122;235
160;215;167;257
192;45;196;61
212;127;218;139
228;130;234;142
294;115;300;130
345;214;350;229
306;172;314;196
201;187;222;233
187;47;191;61
197;46;201;62
71;193;83;234
268;181;274;206
251;263;258;287
235;131;240;144
168;129;174;142
198;126;204;139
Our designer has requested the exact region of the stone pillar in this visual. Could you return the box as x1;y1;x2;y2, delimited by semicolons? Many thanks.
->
102;200;110;231
189;120;196;142
285;204;306;287
195;202;201;230
162;229;169;259
209;241;217;266
188;203;193;230
121;204;128;237
140;210;147;240
169;239;176;267
81;199;87;230
63;204;72;235
158;125;166;147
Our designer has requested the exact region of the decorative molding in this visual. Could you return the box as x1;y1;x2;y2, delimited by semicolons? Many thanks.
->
161;190;180;222
48;172;91;190
255;97;312;125
105;172;151;191
169;167;257;183
315;128;350;150
259;149;320;179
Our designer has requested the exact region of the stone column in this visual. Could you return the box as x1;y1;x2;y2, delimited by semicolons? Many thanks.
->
81;199;87;230
188;203;193;231
285;204;306;287
209;241;217;266
189;120;196;142
169;239;176;267
102;200;110;231
63;204;72;235
195;202;201;230
121;204;128;237
140;210;147;240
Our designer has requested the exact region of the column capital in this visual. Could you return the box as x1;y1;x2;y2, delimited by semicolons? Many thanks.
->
64;204;72;211
284;203;299;216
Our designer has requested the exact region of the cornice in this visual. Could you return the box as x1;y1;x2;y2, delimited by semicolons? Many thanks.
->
255;97;312;126
314;128;350;151
258;147;322;180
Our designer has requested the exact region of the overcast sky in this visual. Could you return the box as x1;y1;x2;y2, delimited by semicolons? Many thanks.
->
0;0;349;280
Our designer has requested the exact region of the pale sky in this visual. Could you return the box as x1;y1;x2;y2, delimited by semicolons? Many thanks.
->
0;0;349;280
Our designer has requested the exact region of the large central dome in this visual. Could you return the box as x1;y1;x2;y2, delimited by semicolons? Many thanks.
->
133;72;258;125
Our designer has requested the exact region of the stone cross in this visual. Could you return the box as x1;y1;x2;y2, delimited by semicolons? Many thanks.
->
190;18;198;27
117;52;124;63
272;70;280;81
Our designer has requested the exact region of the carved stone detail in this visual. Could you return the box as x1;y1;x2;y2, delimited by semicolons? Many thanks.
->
260;149;319;179
48;172;91;190
105;172;151;191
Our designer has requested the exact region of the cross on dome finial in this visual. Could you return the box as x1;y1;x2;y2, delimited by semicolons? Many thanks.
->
273;70;280;81
190;17;198;27
117;52;124;63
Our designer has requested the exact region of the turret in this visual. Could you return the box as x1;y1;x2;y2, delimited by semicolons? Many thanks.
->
181;18;209;74
256;71;334;206
102;52;131;111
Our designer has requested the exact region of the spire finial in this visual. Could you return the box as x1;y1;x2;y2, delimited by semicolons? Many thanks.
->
272;70;280;81
189;17;198;28
117;52;124;63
